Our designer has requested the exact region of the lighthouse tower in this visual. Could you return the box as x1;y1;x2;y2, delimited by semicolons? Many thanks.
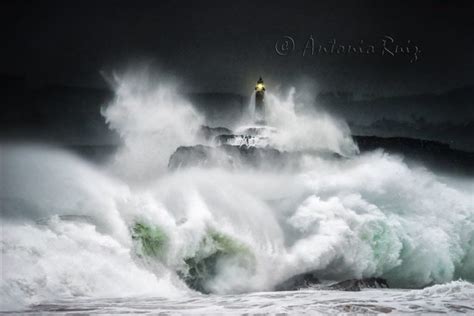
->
254;77;266;124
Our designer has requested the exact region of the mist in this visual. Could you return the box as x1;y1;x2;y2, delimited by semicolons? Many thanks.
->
1;70;472;311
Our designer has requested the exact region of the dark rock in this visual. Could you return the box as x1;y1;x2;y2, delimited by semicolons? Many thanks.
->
214;134;241;145
274;272;320;291
328;277;389;291
168;144;299;170
198;125;233;141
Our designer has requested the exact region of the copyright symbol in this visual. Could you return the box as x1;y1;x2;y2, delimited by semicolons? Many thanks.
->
275;36;295;56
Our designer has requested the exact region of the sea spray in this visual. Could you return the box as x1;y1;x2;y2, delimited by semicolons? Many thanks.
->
179;230;256;294
131;220;168;258
101;70;204;181
1;71;473;311
129;219;256;294
265;88;359;156
0;217;176;309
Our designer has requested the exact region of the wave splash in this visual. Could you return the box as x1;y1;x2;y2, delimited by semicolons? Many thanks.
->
1;71;473;310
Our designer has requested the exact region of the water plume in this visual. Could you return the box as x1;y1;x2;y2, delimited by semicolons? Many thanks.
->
102;70;204;181
1;70;472;312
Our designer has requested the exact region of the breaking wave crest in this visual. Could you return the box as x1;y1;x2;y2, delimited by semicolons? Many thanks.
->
1;71;473;310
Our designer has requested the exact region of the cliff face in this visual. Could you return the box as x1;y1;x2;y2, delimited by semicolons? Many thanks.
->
168;125;341;171
168;144;301;170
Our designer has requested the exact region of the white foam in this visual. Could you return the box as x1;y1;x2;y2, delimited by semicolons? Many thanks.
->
1;71;473;310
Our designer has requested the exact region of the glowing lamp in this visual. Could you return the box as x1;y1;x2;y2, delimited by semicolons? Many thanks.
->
255;77;265;92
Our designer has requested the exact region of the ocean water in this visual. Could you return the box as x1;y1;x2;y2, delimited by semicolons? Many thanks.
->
1;71;473;313
21;282;474;314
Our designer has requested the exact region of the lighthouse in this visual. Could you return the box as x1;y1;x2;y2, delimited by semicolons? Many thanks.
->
254;77;266;124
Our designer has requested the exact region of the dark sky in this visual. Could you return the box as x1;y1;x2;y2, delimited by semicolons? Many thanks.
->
2;0;474;95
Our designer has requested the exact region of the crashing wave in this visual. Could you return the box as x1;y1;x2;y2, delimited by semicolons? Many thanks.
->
178;230;256;294
1;72;473;311
130;220;255;294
